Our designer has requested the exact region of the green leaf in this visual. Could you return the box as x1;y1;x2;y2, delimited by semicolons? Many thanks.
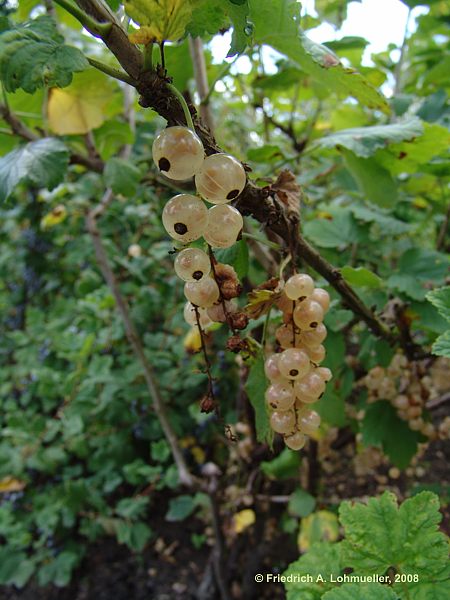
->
37;551;80;587
125;0;195;43
361;401;422;469
304;209;360;248
314;118;423;157
116;496;150;519
104;158;141;197
247;144;284;163
214;239;249;279
261;447;301;479
0;550;34;587
341;266;382;288
166;494;196;521
245;352;271;443
288;488;316;518
249;0;389;112
0;16;88;93
350;205;410;235
339;491;450;597
283;542;342;599
431;330;450;358
426;286;450;322
228;1;251;56
388;250;449;300
323;583;398;600
342;149;398;208
115;520;152;551
0;138;69;202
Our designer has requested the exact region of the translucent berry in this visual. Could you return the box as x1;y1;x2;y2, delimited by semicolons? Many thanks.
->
276;291;295;315
278;348;310;380
204;204;243;248
264;354;283;381
275;324;296;349
270;410;296;434
293;299;324;330
315;367;332;382
294;372;326;401
207;299;237;323
162;194;208;243
175;248;211;282
152;126;204;180
284;431;306;450
298;409;321;434
265;381;295;411
284;274;314;300
307;344;326;364
183;302;211;327
195;154;246;204
299;323;327;348
311;288;330;313
184;278;219;308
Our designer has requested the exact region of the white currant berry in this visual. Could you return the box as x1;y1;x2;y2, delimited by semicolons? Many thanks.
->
307;344;326;364
276;291;295;315
195;153;246;204
275;324;296;349
293;299;324;330
284;431;307;450
174;247;211;282
183;302;211;327
152;126;204;180
294;372;326;401
184;278;220;308
311;288;330;313
207;299;237;322
264;354;283;381
299;323;327;348
315;367;332;382
204;204;243;248
298;409;321;434
270;410;296;434
265;381;295;411
284;274;314;301
278;348;310;380
162;194;208;243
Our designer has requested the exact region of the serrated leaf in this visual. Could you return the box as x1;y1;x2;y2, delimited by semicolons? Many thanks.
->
245;352;271;443
249;0;389;112
350;205;410;235
323;583;398;600
431;330;450;358
342;149;398;208
0;16;88;94
314;118;423;157
298;510;339;552
104;158;141;197
361;401;422;469
283;542;342;599
426;286;450;322
304;209;360;248
0;137;69;202
341;266;382;288
126;0;194;43
339;491;450;597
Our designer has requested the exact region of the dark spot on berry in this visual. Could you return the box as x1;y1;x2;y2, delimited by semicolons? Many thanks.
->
310;322;318;329
289;369;298;377
158;157;170;172
174;222;188;235
192;270;203;280
299;296;306;302
226;189;240;200
319;392;324;399
270;402;276;409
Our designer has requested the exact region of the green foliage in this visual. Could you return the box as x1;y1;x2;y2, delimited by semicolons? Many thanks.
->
288;488;316;518
245;351;271;443
0;16;87;93
104;157;141;197
427;286;450;357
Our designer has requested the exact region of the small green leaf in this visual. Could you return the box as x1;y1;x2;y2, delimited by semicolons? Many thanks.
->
0;137;69;202
431;330;450;358
342;149;398;208
166;494;196;522
215;239;249;280
288;488;316;518
304;209;360;248
426;286;450;322
261;447;301;479
247;144;284;163
116;496;150;519
245;352;271;444
341;266;382;288
104;158;141;197
0;16;88;93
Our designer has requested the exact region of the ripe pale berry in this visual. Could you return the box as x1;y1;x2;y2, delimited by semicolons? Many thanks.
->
204;204;243;248
311;288;330;313
294;372;326;401
207;299;237;322
265;381;295;411
293;299;324;330
299;323;327;348
162;194;208;243
307;344;326;364
270;410;296;434
315;367;332;382
152;126;204;180
278;348;310;380
183;302;212;327
284;431;307;450
195;154;246;204
264;354;283;381
284;274;314;300
184;278;220;308
175;248;211;282
298;409;321;434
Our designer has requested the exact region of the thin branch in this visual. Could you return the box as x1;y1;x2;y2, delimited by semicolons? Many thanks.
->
393;7;412;97
189;36;214;133
53;0;112;37
208;489;231;600
87;56;136;85
86;190;194;487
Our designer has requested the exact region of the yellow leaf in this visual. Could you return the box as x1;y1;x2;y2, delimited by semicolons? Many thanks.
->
125;0;194;43
0;477;26;493
244;288;281;320
298;510;339;552
233;509;255;534
48;70;115;135
183;326;202;353
41;204;67;229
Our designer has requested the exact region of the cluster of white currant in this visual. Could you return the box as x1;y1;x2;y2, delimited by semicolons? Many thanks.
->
152;126;246;328
264;273;332;450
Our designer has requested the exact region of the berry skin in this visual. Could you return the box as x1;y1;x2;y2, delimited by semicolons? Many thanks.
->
298;409;321;434
204;204;243;248
293;299;324;330
264;354;283;381
294;372;326;402
183;302;211;327
207;299;237;322
311;288;330;313
299;323;327;348
266;381;295;411
315;367;332;382
306;344;326;364
275;324;296;349
278;348;310;380
153;126;204;180
162;194;208;243
284;431;306;450
270;410;296;434
285;274;314;301
175;248;211;282
184;278;220;308
195;154;246;204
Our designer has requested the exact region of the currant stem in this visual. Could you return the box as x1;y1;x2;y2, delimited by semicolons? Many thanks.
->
207;245;237;335
87;56;135;85
53;0;112;37
143;43;154;71
166;83;195;132
193;305;216;403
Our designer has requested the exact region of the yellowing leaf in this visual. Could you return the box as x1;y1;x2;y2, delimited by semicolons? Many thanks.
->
41;204;67;229
48;70;115;135
125;0;194;43
183;326;202;353
244;288;281;320
233;509;255;534
0;477;26;493
298;510;339;552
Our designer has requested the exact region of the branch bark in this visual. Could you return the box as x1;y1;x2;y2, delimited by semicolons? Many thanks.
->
86;189;194;487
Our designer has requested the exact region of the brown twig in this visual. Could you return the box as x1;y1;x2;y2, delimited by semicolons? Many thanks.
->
86;189;194;487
